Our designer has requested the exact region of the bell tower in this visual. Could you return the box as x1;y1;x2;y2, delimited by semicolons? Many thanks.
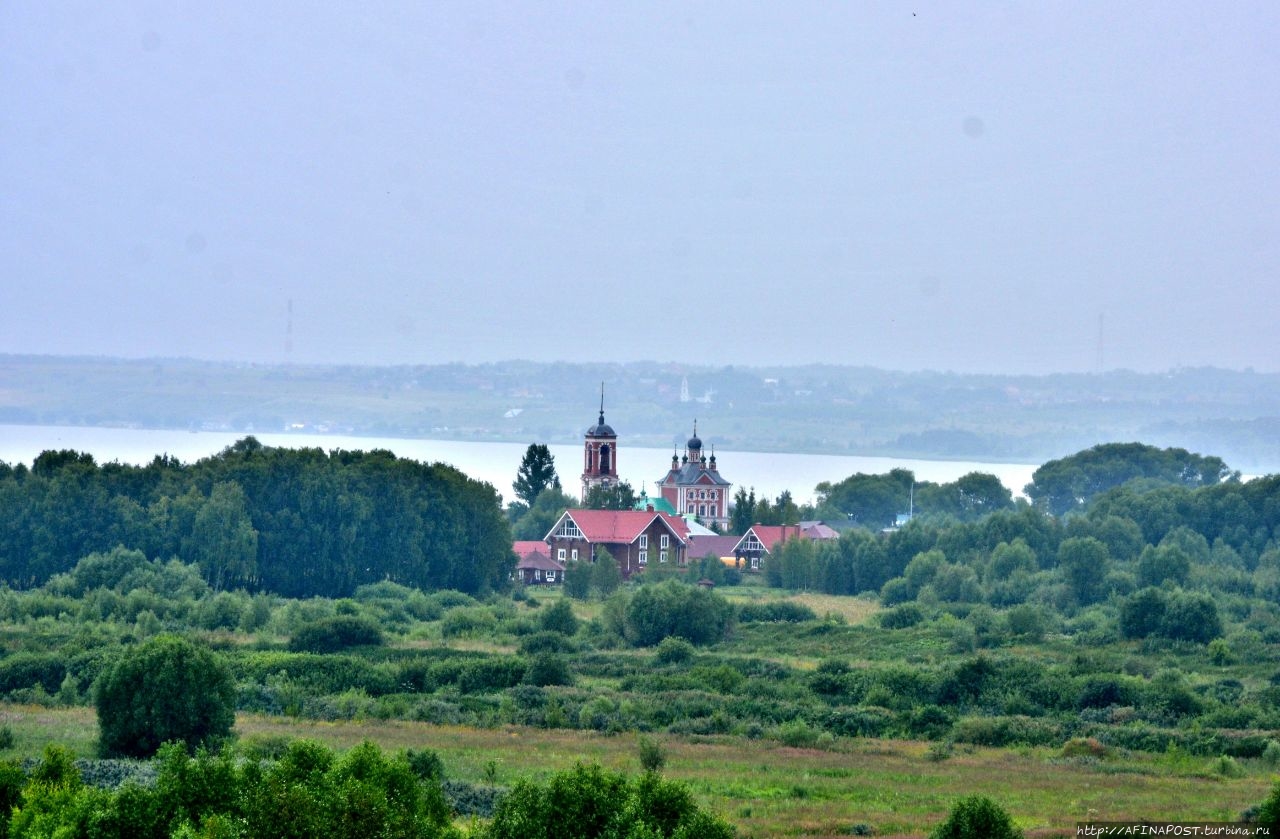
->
581;384;618;501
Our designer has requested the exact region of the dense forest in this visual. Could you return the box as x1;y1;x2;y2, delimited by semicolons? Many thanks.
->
0;438;513;597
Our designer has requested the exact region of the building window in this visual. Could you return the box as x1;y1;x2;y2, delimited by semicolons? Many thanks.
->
546;570;556;582
709;505;717;518
639;534;648;549
535;569;542;581
659;550;667;563
660;534;669;549
571;548;579;561
639;550;648;565
557;548;566;561
699;504;706;516
555;519;583;539
751;556;760;570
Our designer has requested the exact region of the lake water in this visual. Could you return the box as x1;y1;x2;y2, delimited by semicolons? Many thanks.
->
0;425;1039;505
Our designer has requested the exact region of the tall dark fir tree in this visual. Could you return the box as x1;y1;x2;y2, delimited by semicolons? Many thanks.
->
514;444;561;508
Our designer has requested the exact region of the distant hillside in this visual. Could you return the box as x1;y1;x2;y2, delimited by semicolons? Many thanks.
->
1;355;1277;473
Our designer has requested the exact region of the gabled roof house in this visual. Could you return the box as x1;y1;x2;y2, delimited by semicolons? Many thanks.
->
545;509;691;579
732;524;808;571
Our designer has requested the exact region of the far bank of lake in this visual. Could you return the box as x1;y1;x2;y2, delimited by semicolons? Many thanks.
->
0;424;1040;506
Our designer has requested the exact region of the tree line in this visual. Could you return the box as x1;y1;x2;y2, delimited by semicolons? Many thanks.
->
0;438;513;598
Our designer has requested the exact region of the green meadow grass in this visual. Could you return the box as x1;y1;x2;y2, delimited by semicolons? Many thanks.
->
1;704;1267;839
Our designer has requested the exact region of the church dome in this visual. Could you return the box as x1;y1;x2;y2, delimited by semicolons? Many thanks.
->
587;411;615;437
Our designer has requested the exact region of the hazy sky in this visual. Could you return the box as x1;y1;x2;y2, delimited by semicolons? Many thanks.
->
2;3;1276;374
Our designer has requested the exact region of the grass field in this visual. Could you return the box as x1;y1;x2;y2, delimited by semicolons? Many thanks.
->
3;703;1269;839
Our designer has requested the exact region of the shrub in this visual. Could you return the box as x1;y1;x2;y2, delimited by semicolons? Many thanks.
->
519;630;577;656
950;715;1062;748
482;762;733;839
457;657;527;693
524;653;572;687
778;718;820;748
0;652;66;696
540;599;579;636
623;580;733;647
441;606;498;637
637;736;666;774
288;615;384;653
930;795;1023;839
653;636;695;665
1062;737;1108;758
737;601;817;623
94;635;235;758
879;603;925;629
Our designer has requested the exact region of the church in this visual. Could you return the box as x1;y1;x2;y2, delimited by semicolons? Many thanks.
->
655;422;732;529
579;395;732;530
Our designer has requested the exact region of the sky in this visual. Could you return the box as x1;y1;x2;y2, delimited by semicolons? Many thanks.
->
2;2;1276;375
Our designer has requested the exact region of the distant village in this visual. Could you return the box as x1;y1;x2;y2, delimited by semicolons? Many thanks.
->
513;398;839;586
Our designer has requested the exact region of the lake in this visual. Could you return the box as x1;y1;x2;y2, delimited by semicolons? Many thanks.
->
0;424;1040;506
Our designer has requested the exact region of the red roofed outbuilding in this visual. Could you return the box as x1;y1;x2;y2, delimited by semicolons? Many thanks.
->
512;541;565;585
544;509;690;579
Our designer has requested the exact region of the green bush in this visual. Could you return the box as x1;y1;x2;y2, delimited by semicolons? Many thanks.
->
523;653;572;687
879;603;925;629
457;657;527;693
737;601;817;623
540;599;579;635
481;762;733;839
623;580;733;647
288;615;384;653
653;636;695;665
950;715;1062;748
0;653;67;696
93;635;236;758
930;795;1023;839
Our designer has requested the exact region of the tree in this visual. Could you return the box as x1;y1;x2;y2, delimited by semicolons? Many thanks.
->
512;486;577;541
591;548;622;597
190;481;258;589
1137;543;1191;588
623;580;733;646
729;487;755;535
1057;536;1111;605
514;444;560;508
1026;442;1236;516
817;469;916;529
929;795;1023;839
94;635;236;758
563;560;592;600
1255;780;1280;834
918;472;1014;521
583;480;637;511
540;598;579;635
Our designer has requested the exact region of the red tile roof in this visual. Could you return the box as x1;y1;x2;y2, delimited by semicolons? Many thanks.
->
687;534;742;559
513;541;552;560
737;524;807;553
556;509;690;544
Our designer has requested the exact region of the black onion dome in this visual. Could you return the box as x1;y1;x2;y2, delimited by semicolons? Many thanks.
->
587;411;615;437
